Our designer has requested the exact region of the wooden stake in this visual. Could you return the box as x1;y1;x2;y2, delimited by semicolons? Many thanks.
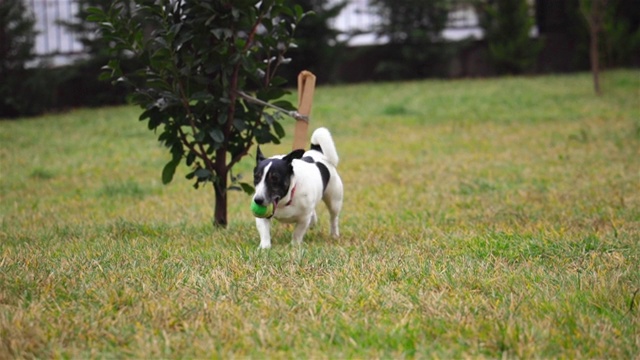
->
293;71;316;150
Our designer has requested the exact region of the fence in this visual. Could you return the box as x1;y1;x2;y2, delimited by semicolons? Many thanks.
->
25;0;486;65
330;0;483;45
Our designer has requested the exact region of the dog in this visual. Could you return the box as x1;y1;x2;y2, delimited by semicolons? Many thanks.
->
252;127;343;249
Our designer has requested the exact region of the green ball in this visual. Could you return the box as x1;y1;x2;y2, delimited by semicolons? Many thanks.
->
251;200;274;218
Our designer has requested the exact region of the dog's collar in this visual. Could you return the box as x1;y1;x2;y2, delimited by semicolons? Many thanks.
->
285;184;296;206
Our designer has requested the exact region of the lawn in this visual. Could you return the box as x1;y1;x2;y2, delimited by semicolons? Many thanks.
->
1;70;639;358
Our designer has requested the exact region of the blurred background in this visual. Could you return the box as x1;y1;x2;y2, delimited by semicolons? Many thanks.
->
1;0;639;118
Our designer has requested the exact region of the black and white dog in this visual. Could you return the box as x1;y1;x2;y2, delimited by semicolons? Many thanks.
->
253;127;343;249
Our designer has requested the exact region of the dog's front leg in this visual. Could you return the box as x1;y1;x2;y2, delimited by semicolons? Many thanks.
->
256;218;272;249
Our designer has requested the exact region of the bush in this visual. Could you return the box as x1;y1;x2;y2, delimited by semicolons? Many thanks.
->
371;0;452;80
0;0;37;118
477;0;543;74
281;0;346;84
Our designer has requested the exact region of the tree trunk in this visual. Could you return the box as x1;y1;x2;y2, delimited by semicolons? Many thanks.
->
582;0;605;96
590;13;602;95
212;148;228;228
213;180;228;228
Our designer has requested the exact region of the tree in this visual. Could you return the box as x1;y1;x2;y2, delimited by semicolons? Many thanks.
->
371;0;451;79
580;0;607;95
91;0;308;227
603;0;640;68
282;0;346;84
477;0;543;74
0;0;37;117
373;0;450;44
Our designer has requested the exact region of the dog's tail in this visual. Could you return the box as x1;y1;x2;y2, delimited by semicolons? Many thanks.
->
310;127;339;167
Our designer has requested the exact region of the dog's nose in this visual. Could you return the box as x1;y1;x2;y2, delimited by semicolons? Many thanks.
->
254;197;265;206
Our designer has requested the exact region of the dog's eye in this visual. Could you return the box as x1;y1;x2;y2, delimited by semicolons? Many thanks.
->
269;173;279;182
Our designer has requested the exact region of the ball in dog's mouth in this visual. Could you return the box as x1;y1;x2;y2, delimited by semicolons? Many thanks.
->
251;200;274;218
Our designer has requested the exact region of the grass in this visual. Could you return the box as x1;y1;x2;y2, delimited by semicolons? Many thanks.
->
1;70;639;358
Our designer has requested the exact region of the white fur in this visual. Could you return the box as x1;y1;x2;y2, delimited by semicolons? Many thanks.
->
311;127;339;166
252;162;272;204
255;127;343;249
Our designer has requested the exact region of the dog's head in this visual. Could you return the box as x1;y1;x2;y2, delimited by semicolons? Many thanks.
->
253;147;305;208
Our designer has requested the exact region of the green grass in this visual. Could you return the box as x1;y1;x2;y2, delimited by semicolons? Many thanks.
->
1;70;639;358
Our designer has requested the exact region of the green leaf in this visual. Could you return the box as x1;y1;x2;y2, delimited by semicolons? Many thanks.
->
194;168;212;180
147;113;164;130
86;14;103;22
189;91;214;101
270;76;288;87
162;159;179;185
272;100;295;111
139;108;153;121
147;78;171;91
106;59;122;77
294;4;305;21
272;121;285;138
186;151;196;166
85;7;103;15
232;118;247;132
239;182;255;194
209;129;225;143
98;71;112;82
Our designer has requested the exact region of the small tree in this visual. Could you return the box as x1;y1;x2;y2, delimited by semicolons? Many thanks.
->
91;0;308;227
477;0;542;74
580;0;607;95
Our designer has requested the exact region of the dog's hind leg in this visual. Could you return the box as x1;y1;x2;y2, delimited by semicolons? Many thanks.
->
325;197;342;238
309;210;318;228
291;214;313;245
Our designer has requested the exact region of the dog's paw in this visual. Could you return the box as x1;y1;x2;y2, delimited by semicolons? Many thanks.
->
258;243;271;250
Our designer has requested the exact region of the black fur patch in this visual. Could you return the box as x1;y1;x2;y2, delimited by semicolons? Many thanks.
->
302;156;315;163
316;162;330;192
310;143;323;153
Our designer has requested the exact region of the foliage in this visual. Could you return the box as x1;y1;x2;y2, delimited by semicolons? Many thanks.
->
1;71;639;358
370;0;452;79
372;0;450;44
282;0;346;84
0;0;35;73
60;0;134;58
477;0;543;74
90;0;308;227
0;0;37;117
602;0;640;66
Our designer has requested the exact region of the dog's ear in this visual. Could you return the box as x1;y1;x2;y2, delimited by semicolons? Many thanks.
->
283;149;305;163
256;146;266;164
